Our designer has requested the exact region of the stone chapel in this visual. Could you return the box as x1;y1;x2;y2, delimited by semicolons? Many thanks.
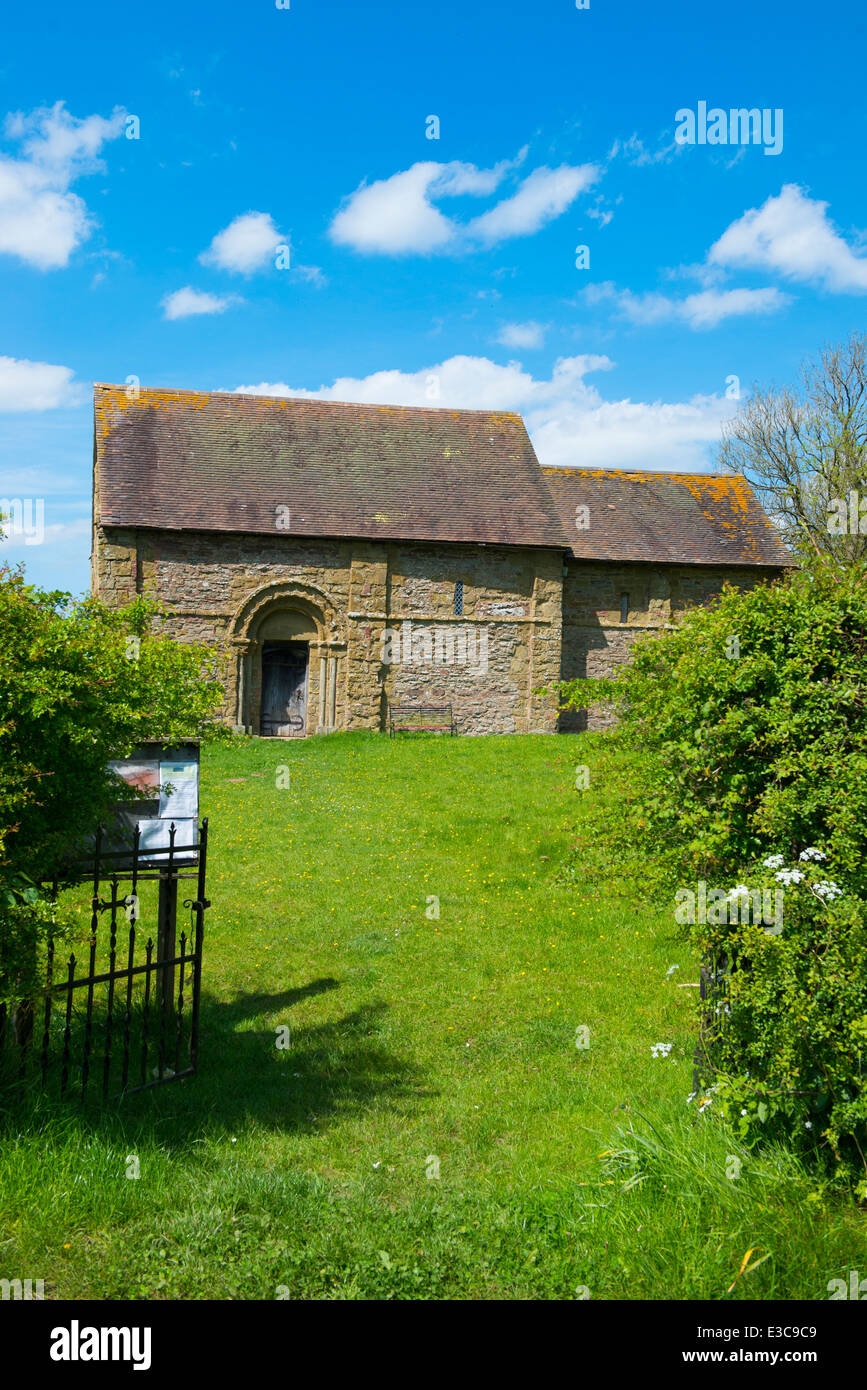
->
91;383;791;736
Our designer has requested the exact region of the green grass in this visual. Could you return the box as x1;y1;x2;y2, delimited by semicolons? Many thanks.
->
1;731;865;1299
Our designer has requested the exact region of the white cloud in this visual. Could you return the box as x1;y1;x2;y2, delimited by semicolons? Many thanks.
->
161;286;240;320
436;157;520;196
467;164;598;243
329;157;595;255
200;211;282;274
586;204;614;228
0;355;80;410
678;287;788;327
607;132;681;167
0;515;90;551
0;101;127;269
233;352;735;472
496;321;546;349
586;281;789;329
529;390;734;471
708;184;867;293
329;162;472;255
292;263;327;287
234;355;613;412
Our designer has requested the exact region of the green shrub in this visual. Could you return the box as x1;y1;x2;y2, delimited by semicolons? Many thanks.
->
0;569;227;883
688;851;867;1194
555;563;867;1190
557;563;867;896
0;564;228;1022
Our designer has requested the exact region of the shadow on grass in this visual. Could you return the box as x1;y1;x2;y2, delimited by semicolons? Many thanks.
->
219;975;340;1022
0;977;435;1154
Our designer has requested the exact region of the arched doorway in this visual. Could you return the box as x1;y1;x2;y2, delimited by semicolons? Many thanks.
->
227;579;347;737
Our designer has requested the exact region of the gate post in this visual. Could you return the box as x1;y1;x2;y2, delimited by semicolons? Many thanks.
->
157;868;178;1021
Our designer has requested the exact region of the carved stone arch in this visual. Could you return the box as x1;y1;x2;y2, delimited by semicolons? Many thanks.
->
227;579;346;734
228;577;346;646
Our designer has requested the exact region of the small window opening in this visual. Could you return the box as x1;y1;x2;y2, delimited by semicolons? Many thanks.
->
620;592;630;624
454;581;464;617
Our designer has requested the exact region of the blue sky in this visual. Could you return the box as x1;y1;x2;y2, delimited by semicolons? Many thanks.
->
2;0;865;593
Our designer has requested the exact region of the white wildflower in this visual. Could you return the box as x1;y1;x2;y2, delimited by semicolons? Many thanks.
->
775;868;805;886
763;854;785;870
798;847;827;862
651;1042;673;1058
812;880;843;901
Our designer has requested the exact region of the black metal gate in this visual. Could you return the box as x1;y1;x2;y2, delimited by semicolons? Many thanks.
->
692;948;733;1095
0;819;210;1100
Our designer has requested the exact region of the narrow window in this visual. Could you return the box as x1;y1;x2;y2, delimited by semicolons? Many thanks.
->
620;592;629;624
454;581;464;617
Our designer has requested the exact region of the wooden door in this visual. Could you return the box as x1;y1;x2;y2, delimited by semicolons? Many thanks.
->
260;642;308;737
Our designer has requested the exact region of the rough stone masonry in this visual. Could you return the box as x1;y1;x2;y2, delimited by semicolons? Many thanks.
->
91;384;792;736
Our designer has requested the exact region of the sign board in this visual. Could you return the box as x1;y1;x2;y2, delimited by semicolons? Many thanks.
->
105;741;200;864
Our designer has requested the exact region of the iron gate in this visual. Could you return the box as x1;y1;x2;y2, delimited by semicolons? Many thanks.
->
0;819;210;1100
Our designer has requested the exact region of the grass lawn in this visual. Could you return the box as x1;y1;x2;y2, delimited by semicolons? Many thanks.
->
1;731;865;1299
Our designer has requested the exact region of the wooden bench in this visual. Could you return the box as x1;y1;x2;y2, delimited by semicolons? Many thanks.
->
389;704;457;738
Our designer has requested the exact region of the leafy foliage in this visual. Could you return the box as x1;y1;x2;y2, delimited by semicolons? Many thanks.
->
558;563;867;895
0;562;228;1010
0;872;80;1013
692;854;867;1192
556;563;867;1188
0;565;226;882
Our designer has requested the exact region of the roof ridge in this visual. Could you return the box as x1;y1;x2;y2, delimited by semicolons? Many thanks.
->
541;465;728;480
93;382;523;420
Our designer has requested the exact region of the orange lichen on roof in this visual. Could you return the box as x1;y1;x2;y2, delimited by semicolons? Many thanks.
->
95;383;218;446
540;463;792;567
542;465;729;485
681;474;782;561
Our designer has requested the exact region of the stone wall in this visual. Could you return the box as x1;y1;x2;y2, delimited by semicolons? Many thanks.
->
93;526;563;736
559;558;782;731
93;526;784;739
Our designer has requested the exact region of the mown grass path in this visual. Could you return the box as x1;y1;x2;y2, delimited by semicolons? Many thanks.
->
199;732;692;1183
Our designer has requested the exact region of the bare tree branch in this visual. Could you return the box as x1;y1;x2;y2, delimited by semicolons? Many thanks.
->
716;333;867;569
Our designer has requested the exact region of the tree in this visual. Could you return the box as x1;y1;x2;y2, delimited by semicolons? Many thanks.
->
0;562;228;1023
0;563;226;882
716;332;867;567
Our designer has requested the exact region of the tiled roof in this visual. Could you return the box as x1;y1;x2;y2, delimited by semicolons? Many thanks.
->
541;466;793;567
93;384;570;551
93;385;792;568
